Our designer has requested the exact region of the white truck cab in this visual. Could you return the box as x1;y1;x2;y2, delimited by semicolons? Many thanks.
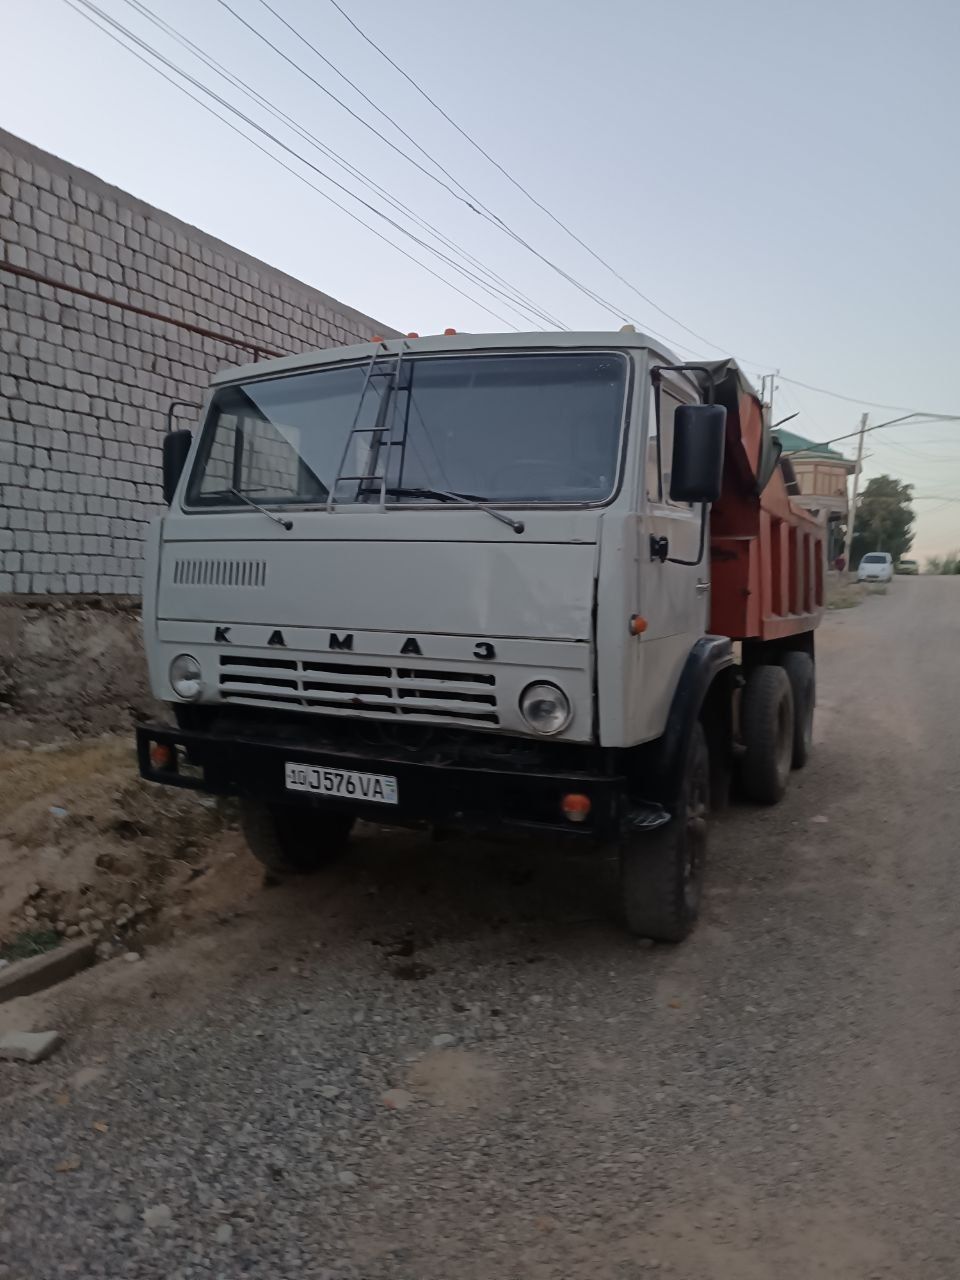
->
139;329;820;941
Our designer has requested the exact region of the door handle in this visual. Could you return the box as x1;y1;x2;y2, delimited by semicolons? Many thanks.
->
695;579;710;594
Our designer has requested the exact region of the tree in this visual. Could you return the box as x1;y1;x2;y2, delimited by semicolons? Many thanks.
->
925;552;960;574
851;475;915;566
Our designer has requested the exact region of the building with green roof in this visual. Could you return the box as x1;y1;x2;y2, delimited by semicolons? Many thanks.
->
774;429;856;561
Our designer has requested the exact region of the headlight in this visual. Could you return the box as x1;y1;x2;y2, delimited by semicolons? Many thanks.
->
519;682;572;735
169;653;203;701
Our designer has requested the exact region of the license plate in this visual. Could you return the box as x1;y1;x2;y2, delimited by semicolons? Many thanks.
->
284;762;399;805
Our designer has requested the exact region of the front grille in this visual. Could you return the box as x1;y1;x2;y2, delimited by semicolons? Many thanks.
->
173;558;267;587
218;654;499;726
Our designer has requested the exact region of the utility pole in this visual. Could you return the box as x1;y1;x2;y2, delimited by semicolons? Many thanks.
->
843;412;869;571
761;371;778;429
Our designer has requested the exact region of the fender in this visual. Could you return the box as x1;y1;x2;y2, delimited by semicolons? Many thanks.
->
646;635;735;812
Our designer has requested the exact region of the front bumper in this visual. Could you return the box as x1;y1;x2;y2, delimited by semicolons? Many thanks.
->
136;723;630;839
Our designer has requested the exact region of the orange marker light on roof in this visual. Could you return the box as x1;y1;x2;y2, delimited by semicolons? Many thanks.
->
370;335;384;343
406;332;420;339
444;328;457;336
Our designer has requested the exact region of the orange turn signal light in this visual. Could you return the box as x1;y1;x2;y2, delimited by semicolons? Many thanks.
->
443;327;457;336
149;743;173;770
629;615;648;636
561;793;592;823
406;331;420;338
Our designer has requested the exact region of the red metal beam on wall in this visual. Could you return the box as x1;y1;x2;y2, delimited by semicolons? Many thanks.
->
0;258;287;363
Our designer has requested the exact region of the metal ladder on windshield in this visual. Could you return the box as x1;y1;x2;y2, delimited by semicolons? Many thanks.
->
326;343;407;512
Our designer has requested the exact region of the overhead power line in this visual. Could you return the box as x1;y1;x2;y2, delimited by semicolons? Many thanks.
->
121;0;568;329
70;0;568;330
775;374;956;416
217;0;710;352
215;0;502;225
327;0;960;414
252;0;509;224
782;413;960;458
64;0;528;330
325;0;727;356
54;0;960;422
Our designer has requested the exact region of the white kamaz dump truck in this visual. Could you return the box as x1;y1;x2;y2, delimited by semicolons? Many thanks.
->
138;330;823;941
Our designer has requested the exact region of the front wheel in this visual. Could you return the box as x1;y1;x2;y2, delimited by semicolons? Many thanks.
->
620;722;710;943
240;799;354;877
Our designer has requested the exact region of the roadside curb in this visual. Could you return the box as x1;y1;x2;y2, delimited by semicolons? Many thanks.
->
0;939;95;1005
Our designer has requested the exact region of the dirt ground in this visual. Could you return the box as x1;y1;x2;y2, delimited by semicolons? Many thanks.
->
0;598;158;748
1;577;958;1279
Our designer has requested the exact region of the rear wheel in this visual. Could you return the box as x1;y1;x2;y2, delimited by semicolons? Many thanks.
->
738;664;794;804
781;651;815;769
620;722;710;943
240;800;354;877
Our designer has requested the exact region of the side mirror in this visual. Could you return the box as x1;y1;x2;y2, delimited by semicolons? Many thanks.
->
670;404;726;504
162;430;193;505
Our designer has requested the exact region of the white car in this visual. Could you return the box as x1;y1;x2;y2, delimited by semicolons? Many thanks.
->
858;552;894;583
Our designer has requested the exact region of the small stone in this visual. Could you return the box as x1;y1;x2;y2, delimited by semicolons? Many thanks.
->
49;806;69;819
96;942;113;960
28;883;42;899
214;1223;234;1244
319;1085;342;1100
65;925;81;939
143;1204;174;1229
381;1088;415;1111
123;952;141;963
0;1031;63;1063
0;960;9;972
431;1033;457;1048
788;1123;800;1133
337;1171;359;1189
78;906;94;921
811;814;830;824
114;1202;135;1225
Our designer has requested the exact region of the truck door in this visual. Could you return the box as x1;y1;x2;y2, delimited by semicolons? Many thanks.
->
636;377;710;735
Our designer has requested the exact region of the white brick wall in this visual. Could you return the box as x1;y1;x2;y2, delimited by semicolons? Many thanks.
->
0;128;396;595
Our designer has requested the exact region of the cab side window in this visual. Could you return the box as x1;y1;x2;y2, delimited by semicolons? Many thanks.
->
646;385;692;507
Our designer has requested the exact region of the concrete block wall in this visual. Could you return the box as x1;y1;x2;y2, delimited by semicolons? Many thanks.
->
0;128;396;595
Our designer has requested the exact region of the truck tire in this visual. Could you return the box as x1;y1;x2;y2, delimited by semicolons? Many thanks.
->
240;799;354;877
620;722;709;943
780;651;815;769
739;665;794;804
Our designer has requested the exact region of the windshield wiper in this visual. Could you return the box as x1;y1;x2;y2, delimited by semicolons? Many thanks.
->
383;487;524;534
218;487;293;531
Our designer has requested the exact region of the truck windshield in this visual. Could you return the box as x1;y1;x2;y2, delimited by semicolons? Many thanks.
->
186;351;627;508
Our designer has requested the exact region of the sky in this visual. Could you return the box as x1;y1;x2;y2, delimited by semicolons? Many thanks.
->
3;0;960;557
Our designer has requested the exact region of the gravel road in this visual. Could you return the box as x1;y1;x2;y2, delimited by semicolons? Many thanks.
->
2;578;958;1279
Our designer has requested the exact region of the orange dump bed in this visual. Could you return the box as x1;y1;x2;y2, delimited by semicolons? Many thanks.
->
703;364;824;642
